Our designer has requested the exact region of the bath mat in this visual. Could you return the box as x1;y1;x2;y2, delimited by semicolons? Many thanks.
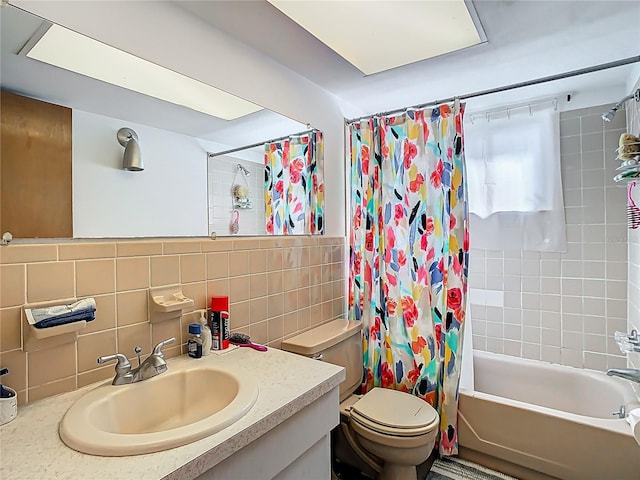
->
426;456;519;480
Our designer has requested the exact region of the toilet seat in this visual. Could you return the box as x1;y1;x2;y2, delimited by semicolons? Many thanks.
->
281;322;438;480
350;388;439;437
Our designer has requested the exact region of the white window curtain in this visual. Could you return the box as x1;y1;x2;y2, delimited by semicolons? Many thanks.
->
464;104;567;252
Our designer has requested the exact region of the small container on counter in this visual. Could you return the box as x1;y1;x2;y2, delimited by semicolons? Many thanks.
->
187;323;203;358
0;368;17;426
198;309;212;356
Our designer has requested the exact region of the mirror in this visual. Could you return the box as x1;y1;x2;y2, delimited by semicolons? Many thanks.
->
208;128;325;237
209;146;267;237
0;5;322;238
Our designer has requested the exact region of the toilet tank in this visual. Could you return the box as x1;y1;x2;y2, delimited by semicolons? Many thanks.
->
282;319;362;402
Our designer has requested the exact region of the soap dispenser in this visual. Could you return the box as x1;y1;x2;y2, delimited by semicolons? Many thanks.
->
198;309;212;356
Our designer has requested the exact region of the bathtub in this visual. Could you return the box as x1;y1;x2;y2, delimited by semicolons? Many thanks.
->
458;351;640;480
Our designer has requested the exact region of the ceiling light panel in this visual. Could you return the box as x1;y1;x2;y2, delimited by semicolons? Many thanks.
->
25;24;262;120
268;0;483;75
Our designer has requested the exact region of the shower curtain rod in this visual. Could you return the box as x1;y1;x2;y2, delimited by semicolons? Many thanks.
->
466;94;560;119
345;55;640;124
207;128;315;158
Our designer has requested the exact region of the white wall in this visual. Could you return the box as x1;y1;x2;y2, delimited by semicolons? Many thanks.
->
13;0;347;237
73;110;216;238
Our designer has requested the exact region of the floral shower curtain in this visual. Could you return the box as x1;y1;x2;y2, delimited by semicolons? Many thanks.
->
264;131;324;235
348;103;469;456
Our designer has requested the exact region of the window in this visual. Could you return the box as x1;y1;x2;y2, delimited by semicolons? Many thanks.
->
464;104;566;252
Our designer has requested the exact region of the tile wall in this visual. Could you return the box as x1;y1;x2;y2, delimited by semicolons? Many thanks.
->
469;103;629;370
0;236;346;405
208;155;266;236
626;76;640;399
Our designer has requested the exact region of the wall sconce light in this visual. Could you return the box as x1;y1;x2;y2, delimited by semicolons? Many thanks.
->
117;127;143;171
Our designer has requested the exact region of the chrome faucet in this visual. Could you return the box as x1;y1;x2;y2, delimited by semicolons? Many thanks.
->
97;337;176;386
606;368;640;383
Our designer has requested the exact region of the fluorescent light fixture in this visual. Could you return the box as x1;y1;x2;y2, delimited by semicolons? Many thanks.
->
24;24;262;120
268;0;484;75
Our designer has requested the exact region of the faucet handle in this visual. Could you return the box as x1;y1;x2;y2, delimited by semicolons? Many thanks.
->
97;353;131;375
134;346;143;366
152;337;176;357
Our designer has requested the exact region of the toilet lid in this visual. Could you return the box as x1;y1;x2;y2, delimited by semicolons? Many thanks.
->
351;387;438;431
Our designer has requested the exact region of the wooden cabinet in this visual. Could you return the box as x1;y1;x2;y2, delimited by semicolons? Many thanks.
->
1;90;72;238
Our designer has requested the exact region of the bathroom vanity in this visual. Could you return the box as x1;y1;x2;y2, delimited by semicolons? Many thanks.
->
0;347;345;479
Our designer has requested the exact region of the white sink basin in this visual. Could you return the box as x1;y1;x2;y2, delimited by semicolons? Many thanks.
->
59;365;258;456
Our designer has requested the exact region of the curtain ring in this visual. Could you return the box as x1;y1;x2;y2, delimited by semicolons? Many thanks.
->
486;112;490;123
528;105;533;116
553;99;558;111
506;109;511;120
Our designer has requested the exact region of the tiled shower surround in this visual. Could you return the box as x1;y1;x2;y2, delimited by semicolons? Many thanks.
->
627;77;640;399
208;155;266;236
469;103;629;370
0;236;346;405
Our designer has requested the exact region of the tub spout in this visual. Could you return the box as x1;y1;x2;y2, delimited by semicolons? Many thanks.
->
606;368;640;383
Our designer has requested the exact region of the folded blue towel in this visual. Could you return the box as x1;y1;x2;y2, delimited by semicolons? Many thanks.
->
33;309;95;328
25;298;96;329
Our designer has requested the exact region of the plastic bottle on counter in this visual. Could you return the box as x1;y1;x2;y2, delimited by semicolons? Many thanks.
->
198;309;212;356
187;323;203;358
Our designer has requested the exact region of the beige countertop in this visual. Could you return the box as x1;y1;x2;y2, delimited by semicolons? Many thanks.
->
0;347;345;480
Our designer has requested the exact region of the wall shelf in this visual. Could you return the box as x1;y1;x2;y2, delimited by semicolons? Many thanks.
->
21;298;88;352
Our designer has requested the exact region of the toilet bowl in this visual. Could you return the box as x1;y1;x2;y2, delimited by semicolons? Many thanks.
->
281;319;439;480
345;387;439;480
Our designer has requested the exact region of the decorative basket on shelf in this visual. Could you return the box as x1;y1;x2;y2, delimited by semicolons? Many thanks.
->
612;133;640;229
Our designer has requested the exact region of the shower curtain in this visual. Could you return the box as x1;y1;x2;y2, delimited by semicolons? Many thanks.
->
348;103;469;456
264;130;324;235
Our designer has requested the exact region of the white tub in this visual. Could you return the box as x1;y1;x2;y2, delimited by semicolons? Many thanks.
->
459;351;640;480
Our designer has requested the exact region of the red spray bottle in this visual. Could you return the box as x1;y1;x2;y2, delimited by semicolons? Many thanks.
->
210;296;229;350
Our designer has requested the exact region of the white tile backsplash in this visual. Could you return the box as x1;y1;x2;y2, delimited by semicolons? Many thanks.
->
208;155;266;236
626;75;640;400
469;103;628;370
485;289;504;307
468;288;485;305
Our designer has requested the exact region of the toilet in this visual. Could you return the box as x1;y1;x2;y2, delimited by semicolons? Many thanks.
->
281;319;439;480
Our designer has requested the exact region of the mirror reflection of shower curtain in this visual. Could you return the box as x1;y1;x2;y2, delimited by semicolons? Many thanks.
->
264;131;324;235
